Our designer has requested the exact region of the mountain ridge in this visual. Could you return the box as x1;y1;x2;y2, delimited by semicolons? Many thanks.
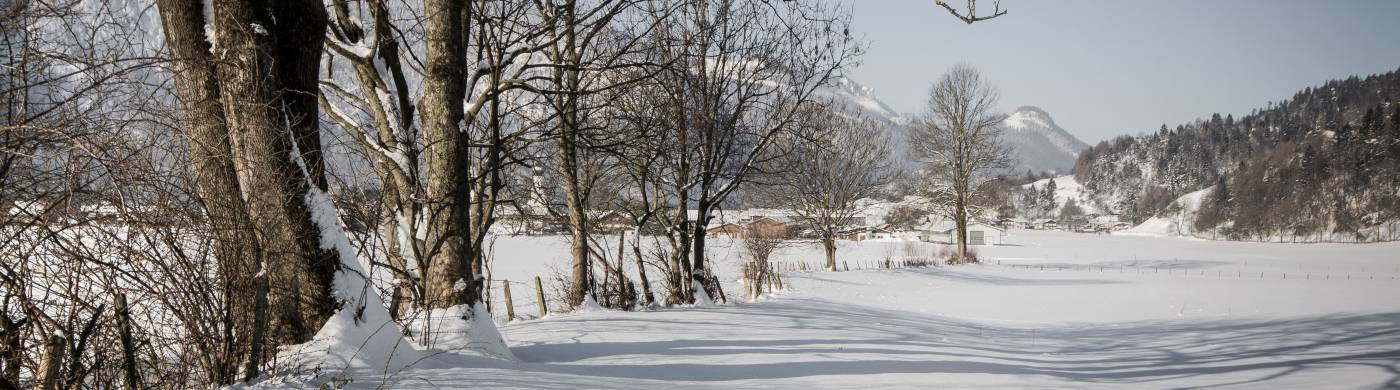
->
824;78;1089;175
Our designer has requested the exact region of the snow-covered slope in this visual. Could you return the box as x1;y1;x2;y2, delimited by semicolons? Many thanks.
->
818;77;918;173
1023;175;1104;215
1118;187;1211;237
1000;106;1090;174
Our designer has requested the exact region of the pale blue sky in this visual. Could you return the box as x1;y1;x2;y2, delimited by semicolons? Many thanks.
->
842;0;1400;143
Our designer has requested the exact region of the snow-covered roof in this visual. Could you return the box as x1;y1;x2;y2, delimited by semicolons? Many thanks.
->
918;220;1003;233
839;225;892;234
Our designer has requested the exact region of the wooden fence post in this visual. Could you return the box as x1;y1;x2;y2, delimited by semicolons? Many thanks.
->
775;268;784;290
534;276;548;318
502;280;516;321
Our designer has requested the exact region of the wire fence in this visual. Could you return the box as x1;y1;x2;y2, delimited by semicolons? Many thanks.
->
985;258;1400;282
482;277;551;323
474;256;1400;323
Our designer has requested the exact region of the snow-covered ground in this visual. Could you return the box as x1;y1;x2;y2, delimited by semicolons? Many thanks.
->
301;230;1400;389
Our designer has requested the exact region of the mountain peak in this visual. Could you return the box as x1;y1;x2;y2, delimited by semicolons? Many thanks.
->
998;106;1089;174
826;76;902;121
1013;105;1050;116
1005;106;1057;130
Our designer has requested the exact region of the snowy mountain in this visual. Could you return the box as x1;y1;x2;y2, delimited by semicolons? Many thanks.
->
1000;106;1090;174
825;77;906;123
818;77;919;174
820;81;1088;176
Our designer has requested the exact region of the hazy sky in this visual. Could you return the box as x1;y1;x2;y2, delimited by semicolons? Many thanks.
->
843;0;1400;143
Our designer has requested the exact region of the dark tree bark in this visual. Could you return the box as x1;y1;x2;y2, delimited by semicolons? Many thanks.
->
157;0;339;380
0;308;22;386
114;294;140;390
631;233;656;306
420;0;477;310
271;0;332;191
209;0;337;347
153;0;261;382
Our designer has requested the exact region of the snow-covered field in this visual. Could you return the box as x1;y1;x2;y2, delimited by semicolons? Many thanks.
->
319;230;1400;389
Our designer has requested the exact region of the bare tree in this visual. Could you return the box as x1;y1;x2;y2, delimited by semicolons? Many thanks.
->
767;105;892;271
162;0;342;358
642;0;860;303
0;1;274;387
610;103;673;306
530;0;658;309
319;0;550;346
157;0;400;379
739;228;784;300
911;64;1011;262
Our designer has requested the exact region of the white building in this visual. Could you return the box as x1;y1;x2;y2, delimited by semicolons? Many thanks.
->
917;220;1005;246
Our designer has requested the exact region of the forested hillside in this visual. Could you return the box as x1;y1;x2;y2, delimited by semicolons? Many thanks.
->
1074;68;1400;240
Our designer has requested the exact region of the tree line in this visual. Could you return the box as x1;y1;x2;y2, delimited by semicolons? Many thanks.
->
1074;68;1400;229
1193;103;1400;241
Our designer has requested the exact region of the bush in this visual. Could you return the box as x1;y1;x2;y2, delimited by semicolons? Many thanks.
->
938;246;979;265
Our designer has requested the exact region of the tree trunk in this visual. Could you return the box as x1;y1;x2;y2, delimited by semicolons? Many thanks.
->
956;215;968;262
244;265;270;382
0;310;22;385
690;202;715;301
562;150;590;307
154;0;263;382
551;3;593;310
114;294;141;390
823;235;837;271
632;229;656;306
668;201;694;304
379;173;417;320
271;0;330;191
420;0;476;311
616;231;628;307
35;335;63;390
210;0;338;347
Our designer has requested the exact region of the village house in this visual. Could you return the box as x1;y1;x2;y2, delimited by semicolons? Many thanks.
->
744;216;790;238
840;226;895;241
705;216;791;239
705;222;746;238
917;220;1005;245
996;217;1028;230
1031;219;1059;230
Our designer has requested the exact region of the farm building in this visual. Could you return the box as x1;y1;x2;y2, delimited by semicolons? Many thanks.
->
917;220;1005;245
705;216;791;239
840;226;895;241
